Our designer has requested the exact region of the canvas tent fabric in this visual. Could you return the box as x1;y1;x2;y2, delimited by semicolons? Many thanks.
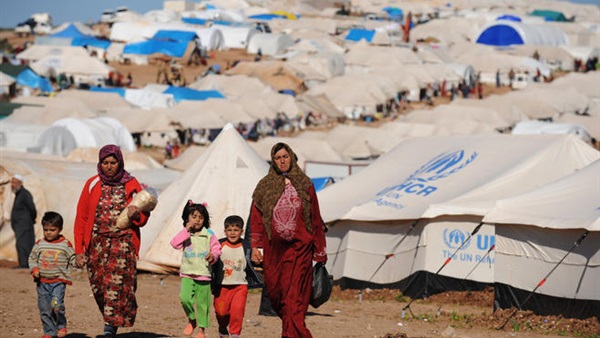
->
317;135;598;292
31;117;136;156
246;33;295;56
475;21;567;46
0;153;180;264
483;161;600;318
138;124;269;273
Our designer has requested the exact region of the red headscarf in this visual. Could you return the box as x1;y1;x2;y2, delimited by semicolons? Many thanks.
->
97;144;134;186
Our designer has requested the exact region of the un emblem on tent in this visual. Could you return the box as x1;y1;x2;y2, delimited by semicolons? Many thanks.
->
407;150;478;183
443;228;472;250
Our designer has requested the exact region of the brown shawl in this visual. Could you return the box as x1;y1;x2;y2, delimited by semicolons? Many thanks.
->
252;142;313;240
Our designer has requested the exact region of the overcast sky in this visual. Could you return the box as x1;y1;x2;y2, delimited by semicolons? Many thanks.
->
0;0;598;28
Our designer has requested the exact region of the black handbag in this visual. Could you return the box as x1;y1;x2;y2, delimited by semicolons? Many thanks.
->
310;262;333;308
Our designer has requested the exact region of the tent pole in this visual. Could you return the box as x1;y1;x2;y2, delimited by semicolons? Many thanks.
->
497;230;589;330
367;220;418;282
463;244;495;281
402;222;484;318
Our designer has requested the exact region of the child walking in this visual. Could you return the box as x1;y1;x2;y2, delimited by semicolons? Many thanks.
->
212;215;263;338
29;211;75;338
170;200;221;338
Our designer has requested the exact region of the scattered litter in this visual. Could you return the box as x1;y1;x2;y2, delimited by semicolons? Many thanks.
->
334;309;342;313
397;322;403;326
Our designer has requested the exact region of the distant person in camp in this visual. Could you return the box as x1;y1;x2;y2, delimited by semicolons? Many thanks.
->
74;144;151;338
29;211;75;338
170;201;221;338
188;36;203;66
249;142;327;338
10;173;37;269
212;215;262;338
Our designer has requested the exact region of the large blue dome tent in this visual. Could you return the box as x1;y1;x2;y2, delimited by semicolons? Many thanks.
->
475;20;567;47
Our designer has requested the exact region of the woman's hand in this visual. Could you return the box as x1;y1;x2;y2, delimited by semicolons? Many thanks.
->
75;254;87;268
251;248;263;265
127;205;141;221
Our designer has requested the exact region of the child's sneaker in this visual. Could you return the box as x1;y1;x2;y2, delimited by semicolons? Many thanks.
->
57;327;67;337
42;335;52;338
183;320;197;336
195;329;206;338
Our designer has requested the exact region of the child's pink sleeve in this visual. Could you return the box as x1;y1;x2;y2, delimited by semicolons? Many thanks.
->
209;234;221;264
170;228;190;249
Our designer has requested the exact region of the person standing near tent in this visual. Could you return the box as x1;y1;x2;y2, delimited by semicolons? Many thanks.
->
11;173;37;269
73;144;150;338
249;142;327;338
170;201;221;338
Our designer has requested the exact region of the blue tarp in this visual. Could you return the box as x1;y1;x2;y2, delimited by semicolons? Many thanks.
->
163;87;225;103
182;17;207;25
153;30;197;42
124;39;189;58
90;86;126;97
248;14;287;21
382;6;403;20
311;177;334;192
16;69;53;93
345;28;376;42
496;14;521;22
476;24;524;46
72;37;111;49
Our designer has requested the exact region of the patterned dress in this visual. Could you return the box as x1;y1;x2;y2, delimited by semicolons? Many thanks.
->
87;183;137;327
263;183;315;338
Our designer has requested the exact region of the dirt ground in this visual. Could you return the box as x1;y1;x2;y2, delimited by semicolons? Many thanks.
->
1;260;598;338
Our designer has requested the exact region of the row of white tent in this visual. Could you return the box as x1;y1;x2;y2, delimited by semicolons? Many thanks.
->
1;124;598;317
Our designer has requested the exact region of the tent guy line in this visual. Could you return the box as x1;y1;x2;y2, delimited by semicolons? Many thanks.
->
402;221;485;318
497;230;590;330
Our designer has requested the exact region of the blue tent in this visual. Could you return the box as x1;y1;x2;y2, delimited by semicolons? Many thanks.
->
345;29;376;42
50;23;87;38
476;23;523;46
124;39;189;58
496;14;521;22
163;87;225;103
50;23;111;49
311;177;334;192
153;30;197;42
90;86;126;97
16;69;53;93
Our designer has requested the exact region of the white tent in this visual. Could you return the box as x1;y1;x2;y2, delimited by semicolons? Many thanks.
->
318;135;598;291
138;124;269;273
483;160;600;318
16;45;90;63
0;152;180;263
247;33;295;56
213;24;256;49
29;117;136;156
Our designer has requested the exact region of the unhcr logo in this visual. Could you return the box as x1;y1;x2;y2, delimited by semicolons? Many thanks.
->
443;228;472;250
374;150;478;209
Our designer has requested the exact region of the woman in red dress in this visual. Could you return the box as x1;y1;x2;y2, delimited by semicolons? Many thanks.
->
250;142;327;338
74;144;150;337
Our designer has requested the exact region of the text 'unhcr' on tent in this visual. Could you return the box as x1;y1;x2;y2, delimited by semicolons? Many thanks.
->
317;135;598;299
